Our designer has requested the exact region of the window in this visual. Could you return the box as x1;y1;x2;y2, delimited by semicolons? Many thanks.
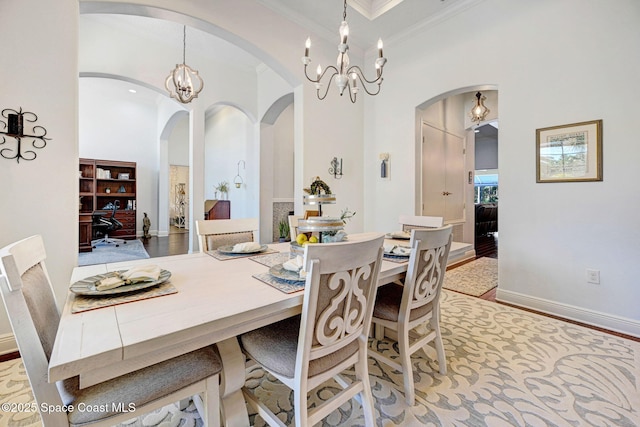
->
474;172;498;204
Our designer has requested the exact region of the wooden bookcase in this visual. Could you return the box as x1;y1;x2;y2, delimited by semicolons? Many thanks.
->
78;158;137;252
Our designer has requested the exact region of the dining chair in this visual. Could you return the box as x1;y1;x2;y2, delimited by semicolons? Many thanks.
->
287;215;302;242
399;214;444;231
195;218;259;252
240;234;385;427
368;225;452;406
0;235;222;427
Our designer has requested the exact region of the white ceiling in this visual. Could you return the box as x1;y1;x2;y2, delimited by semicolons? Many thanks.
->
256;0;475;49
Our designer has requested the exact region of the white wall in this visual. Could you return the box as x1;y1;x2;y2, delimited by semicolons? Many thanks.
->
365;0;640;335
0;0;79;350
272;104;295;199
205;107;258;219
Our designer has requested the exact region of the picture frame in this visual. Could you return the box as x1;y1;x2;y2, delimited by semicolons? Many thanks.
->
118;173;130;180
536;119;602;183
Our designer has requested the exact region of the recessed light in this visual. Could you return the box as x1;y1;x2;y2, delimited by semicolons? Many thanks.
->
129;89;137;93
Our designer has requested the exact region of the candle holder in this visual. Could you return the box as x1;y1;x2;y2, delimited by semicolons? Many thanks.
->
0;108;51;163
328;157;343;179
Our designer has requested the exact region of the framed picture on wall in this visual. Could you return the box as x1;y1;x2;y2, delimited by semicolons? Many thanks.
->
536;119;603;183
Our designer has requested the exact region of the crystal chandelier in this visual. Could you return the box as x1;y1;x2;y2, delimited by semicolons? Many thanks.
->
302;0;387;103
470;91;490;123
165;26;204;104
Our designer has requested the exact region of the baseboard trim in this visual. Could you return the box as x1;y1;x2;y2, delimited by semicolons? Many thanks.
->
496;288;640;339
0;333;17;356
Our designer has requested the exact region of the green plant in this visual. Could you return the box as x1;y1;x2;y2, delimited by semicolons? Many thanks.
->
278;218;290;239
215;181;229;194
340;207;356;224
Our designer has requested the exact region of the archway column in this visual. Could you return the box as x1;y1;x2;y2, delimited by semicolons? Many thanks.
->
189;100;206;252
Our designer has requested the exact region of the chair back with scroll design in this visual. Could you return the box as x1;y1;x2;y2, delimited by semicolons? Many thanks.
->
369;225;452;405
240;233;385;427
196;218;259;252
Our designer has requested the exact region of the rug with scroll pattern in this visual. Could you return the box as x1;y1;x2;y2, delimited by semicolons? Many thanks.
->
443;256;498;297
1;290;638;427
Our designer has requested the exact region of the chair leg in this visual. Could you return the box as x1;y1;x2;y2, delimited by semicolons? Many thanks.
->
355;351;376;426
431;315;447;375
398;325;415;406
293;386;309;427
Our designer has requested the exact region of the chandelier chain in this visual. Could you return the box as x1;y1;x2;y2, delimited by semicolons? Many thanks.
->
343;0;348;21
182;25;187;65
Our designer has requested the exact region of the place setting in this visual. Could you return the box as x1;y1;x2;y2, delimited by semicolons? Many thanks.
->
382;242;412;263
69;264;177;313
252;254;306;294
206;241;277;261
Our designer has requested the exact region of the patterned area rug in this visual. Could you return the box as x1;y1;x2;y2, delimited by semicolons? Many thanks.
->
78;239;150;266
1;290;638;426
444;257;498;296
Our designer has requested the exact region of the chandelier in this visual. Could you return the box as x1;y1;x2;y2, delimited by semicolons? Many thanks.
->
302;0;387;103
470;92;490;123
165;25;204;104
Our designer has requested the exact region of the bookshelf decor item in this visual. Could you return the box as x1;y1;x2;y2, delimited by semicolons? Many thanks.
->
0;107;51;163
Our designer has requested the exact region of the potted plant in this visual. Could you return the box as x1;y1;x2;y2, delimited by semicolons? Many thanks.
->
278;218;290;242
215;181;230;200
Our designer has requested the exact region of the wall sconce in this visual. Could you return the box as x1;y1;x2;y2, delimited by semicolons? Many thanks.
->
379;153;389;178
0;108;51;163
328;157;343;179
234;160;245;188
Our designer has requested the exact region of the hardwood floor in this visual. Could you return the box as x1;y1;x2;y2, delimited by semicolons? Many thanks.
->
141;227;190;257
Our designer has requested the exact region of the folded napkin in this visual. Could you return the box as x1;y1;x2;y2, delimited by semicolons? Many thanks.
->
390;231;411;239
282;255;307;279
95;274;125;291
232;242;262;253
383;244;412;256
120;264;162;284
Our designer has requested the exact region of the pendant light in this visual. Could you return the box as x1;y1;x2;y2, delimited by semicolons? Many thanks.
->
165;26;204;104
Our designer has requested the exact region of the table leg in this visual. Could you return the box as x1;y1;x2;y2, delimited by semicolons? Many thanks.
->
217;337;250;427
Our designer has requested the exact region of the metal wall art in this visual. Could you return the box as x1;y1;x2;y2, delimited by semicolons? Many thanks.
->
329;157;343;179
0;108;51;163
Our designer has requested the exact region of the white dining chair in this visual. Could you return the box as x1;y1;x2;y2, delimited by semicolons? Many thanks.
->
399;214;444;231
0;235;222;427
287;215;303;242
195;218;259;252
369;225;452;405
240;234;385;426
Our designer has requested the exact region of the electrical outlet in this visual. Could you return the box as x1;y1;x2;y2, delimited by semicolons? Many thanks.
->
586;269;600;284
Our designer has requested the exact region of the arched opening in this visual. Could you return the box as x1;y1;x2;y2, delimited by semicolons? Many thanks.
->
416;85;499;263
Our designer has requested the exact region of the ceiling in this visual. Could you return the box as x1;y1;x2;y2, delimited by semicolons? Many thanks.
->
256;0;476;50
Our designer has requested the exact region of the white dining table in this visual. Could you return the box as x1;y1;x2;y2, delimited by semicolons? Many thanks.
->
48;234;409;426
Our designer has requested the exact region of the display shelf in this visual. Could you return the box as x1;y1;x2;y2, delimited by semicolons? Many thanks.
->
78;158;137;252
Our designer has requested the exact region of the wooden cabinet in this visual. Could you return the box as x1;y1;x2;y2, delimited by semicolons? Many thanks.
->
78;159;137;252
204;200;230;220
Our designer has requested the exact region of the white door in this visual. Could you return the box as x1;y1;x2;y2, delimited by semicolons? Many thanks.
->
422;123;465;223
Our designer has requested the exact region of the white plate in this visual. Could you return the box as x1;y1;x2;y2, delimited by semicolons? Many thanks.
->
218;244;269;254
269;263;305;282
70;269;172;296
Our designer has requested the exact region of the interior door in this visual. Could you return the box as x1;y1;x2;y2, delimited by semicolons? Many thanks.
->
422;123;465;223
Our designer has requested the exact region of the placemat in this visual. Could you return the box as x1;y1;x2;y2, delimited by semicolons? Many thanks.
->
383;253;410;263
249;252;291;267
71;282;178;313
206;247;278;261
252;272;305;294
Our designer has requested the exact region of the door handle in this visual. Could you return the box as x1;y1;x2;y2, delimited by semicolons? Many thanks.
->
442;191;452;196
